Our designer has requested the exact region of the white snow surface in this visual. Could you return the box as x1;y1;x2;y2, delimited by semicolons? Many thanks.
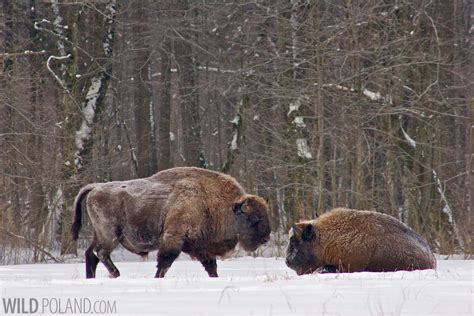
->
0;257;471;316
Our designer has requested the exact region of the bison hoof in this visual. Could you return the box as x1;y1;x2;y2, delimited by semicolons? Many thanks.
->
109;270;120;278
155;268;168;278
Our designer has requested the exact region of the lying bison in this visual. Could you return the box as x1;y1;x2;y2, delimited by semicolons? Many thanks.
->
72;167;271;278
286;208;436;275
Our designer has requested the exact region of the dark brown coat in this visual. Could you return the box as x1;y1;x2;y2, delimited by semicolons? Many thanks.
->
72;167;271;278
285;208;436;275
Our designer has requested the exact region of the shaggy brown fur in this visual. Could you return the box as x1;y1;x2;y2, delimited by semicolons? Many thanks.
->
285;208;436;275
72;167;271;279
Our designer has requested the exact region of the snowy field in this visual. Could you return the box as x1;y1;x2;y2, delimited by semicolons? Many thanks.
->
0;256;472;316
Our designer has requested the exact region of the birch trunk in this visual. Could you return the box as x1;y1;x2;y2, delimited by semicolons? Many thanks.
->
59;1;116;254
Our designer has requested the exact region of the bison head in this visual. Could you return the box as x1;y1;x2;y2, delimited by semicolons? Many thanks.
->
285;222;320;275
233;195;271;252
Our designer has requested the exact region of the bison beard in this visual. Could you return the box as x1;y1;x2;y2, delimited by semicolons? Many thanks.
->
71;167;271;279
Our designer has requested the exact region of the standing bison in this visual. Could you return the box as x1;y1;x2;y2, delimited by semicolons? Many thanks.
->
72;167;271;278
286;208;436;275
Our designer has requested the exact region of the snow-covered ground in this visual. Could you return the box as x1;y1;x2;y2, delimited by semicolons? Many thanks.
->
0;256;472;316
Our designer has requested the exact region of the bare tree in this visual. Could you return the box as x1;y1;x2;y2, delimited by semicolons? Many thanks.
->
0;0;471;263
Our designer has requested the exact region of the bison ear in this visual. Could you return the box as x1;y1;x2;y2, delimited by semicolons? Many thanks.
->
301;224;316;242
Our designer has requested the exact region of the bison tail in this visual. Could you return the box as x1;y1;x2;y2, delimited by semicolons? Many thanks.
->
71;184;95;241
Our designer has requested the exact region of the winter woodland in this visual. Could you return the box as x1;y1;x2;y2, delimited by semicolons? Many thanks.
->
0;1;472;263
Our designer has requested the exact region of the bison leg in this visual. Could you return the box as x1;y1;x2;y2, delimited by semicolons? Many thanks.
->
155;215;187;278
155;248;181;278
315;264;338;274
96;248;120;278
199;258;218;277
85;243;100;279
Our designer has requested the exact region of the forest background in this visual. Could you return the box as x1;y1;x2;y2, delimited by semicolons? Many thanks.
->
0;0;472;264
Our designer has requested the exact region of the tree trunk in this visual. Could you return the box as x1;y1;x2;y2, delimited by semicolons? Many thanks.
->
132;2;156;177
175;0;206;167
157;39;172;171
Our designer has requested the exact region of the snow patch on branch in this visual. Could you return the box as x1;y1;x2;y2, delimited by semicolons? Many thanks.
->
50;0;67;58
319;83;355;92
151;66;237;78
229;115;240;151
46;54;71;91
230;115;240;125
362;89;382;101
197;66;237;74
293;116;306;128
401;127;417;148
287;99;301;116
102;1;116;56
315;83;392;104
33;19;69;45
296;138;312;159
230;133;238;151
